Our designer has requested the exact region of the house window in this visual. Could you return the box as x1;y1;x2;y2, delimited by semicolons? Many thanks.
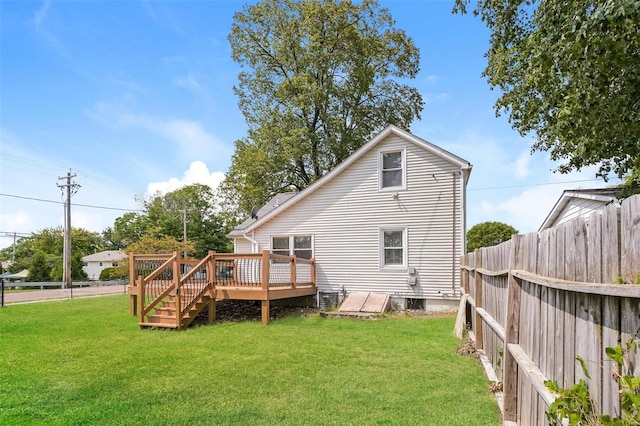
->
293;236;312;259
271;235;313;259
380;150;405;190
381;228;406;267
272;237;290;257
99;262;103;267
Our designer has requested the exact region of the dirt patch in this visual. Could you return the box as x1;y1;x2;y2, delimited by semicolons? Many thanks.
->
193;299;318;324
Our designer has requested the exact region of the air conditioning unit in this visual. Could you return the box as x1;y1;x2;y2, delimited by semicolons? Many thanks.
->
319;292;339;310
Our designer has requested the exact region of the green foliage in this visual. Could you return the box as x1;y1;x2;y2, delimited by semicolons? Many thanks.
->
26;251;51;282
545;333;640;425
454;0;640;188
466;221;518;252
99;267;113;280
112;184;230;258
223;0;424;217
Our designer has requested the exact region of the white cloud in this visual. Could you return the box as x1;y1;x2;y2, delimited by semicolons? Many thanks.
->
424;74;440;85
509;150;532;180
87;101;226;159
33;1;50;28
146;161;224;196
0;210;36;233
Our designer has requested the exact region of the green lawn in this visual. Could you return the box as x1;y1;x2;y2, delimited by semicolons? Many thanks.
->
0;295;501;425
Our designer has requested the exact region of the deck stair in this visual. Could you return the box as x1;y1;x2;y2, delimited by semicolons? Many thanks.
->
141;286;212;329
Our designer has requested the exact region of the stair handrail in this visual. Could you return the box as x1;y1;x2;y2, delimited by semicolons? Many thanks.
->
177;251;215;323
138;252;179;323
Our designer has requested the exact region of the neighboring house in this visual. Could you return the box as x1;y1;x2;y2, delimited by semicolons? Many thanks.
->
228;125;472;311
82;250;127;280
0;269;28;282
539;188;622;231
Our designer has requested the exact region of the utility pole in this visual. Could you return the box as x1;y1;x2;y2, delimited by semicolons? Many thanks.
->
182;209;188;258
57;170;80;292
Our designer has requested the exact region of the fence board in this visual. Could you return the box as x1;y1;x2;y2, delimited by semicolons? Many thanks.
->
461;194;640;425
621;195;640;285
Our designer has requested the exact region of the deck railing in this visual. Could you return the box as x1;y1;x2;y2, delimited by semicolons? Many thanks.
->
129;250;316;326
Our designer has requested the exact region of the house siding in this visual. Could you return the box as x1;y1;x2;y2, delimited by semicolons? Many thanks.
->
549;198;611;229
240;134;465;302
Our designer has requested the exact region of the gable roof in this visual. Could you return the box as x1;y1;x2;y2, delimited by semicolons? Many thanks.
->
228;192;298;238
228;125;472;237
81;250;127;262
539;187;623;231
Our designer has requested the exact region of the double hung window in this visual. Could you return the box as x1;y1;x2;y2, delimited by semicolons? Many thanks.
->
381;228;406;267
379;150;405;190
271;235;313;259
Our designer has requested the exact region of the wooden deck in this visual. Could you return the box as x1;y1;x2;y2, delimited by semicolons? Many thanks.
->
128;250;316;329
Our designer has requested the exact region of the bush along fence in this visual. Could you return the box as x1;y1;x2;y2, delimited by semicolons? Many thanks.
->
459;193;640;425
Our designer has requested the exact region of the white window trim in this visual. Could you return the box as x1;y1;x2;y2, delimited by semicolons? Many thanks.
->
378;148;407;191
270;234;314;259
379;227;407;268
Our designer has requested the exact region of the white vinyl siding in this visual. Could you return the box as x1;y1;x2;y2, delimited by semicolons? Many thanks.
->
245;133;466;300
553;198;612;227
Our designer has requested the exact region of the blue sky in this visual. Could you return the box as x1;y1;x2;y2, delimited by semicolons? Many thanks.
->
0;0;618;249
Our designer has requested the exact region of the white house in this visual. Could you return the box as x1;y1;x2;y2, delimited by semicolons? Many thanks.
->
82;250;127;280
539;188;622;231
228;125;472;311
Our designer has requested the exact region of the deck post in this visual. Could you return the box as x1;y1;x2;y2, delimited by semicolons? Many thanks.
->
261;250;270;291
261;250;270;324
208;251;216;324
137;276;144;324
173;252;181;330
129;253;137;316
261;300;270;325
290;255;297;288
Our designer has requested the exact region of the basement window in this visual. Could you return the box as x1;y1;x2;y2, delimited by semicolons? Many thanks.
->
406;298;425;310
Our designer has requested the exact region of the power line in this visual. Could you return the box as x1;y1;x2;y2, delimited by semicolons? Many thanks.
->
0;193;144;212
468;178;621;192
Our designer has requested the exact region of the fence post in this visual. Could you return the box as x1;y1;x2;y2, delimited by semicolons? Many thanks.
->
474;248;484;350
503;234;524;423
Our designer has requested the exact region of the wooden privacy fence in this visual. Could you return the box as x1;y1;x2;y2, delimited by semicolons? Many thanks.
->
460;194;640;425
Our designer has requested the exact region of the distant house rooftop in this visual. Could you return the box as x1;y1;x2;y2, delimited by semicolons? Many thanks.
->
81;250;127;262
539;187;623;231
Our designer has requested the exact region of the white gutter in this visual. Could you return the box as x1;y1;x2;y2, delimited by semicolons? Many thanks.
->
242;230;258;253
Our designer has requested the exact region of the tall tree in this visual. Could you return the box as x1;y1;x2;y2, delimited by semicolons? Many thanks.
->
454;0;640;190
223;0;424;215
27;252;51;282
111;185;230;257
466;221;518;252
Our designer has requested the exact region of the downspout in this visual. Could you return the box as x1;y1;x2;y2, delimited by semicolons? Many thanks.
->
452;172;458;293
242;231;258;253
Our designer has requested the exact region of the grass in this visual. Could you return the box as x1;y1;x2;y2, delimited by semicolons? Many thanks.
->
0;295;501;425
